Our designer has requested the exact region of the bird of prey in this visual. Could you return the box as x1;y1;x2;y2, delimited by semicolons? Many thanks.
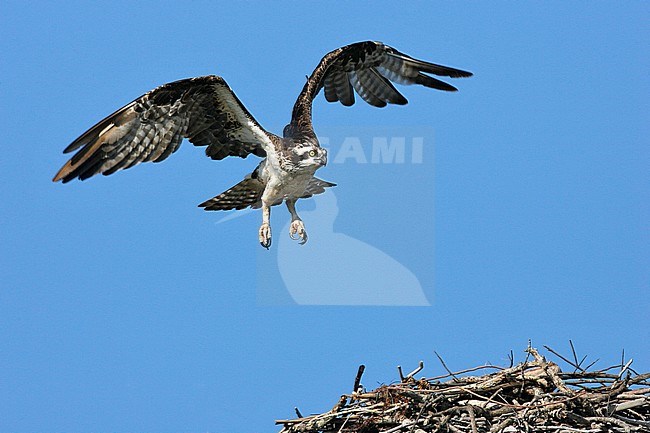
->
53;41;471;249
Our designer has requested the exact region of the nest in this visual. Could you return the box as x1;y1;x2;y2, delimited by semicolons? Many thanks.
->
276;346;649;433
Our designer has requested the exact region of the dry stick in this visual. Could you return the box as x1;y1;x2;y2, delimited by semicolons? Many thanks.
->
437;414;452;431
601;363;629;373
586;416;633;432
518;360;528;397
544;345;580;372
380;420;417;433
406;361;424;380
426;364;504;381
584;357;600;371
530;347;575;395
461;386;587;411
489;416;515;433
434;351;460;382
486;386;514;412
353;365;365;393
624;371;650;384
569;340;586;372
613;397;648;412
408;398;429;433
397;365;405;382
613;414;650;428
617;359;634;380
578;354;589;370
537;427;600;432
446;423;466;433
466;405;479;433
519;347;534;396
336;414;351;433
560;372;633;380
408;394;444;433
618;388;650;398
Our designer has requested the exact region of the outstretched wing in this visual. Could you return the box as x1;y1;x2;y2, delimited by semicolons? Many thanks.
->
53;75;278;183
287;41;472;136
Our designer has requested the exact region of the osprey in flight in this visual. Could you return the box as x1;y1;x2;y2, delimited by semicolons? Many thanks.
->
54;41;471;248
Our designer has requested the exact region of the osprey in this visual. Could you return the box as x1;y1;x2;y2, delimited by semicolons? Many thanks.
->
53;41;471;248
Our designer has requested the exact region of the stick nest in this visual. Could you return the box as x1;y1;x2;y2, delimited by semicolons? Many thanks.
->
276;346;649;433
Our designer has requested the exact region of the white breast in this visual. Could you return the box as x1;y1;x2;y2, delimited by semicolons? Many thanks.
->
259;159;317;204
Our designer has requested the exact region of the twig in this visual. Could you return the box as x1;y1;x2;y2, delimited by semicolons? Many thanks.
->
617;359;634;380
583;357;600;371
426;364;503;381
585;416;633;432
353;364;365;393
397;365;405;382
545;344;580;372
569;340;586;372
434;351;460;382
466;405;479;433
406;361;424;379
336;414;351;433
381;420;416;433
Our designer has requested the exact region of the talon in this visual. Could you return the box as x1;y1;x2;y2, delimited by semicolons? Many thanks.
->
289;220;308;245
259;223;272;249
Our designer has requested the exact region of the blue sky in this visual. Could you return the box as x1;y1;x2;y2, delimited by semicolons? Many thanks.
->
1;1;648;432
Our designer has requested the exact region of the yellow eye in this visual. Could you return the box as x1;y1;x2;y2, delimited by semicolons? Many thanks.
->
308;150;317;157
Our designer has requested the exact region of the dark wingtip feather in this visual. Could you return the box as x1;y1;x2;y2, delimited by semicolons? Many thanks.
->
436;67;473;79
63;132;95;154
63;141;82;154
197;199;210;208
415;73;459;92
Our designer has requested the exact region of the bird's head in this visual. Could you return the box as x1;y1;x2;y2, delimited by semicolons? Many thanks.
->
294;143;327;169
282;137;327;171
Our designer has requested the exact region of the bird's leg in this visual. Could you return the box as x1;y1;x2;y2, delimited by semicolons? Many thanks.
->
259;203;272;249
286;199;308;245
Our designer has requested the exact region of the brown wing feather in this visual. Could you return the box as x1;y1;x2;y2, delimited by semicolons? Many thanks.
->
198;175;265;211
300;177;336;199
288;41;472;137
53;75;277;183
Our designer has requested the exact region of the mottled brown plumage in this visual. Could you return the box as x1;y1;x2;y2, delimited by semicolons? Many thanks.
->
54;41;471;248
53;76;273;183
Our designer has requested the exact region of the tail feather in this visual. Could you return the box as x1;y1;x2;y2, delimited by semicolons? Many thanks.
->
199;176;264;211
199;175;336;212
301;177;336;199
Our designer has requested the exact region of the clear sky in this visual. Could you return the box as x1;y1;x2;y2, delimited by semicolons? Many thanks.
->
1;1;648;432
